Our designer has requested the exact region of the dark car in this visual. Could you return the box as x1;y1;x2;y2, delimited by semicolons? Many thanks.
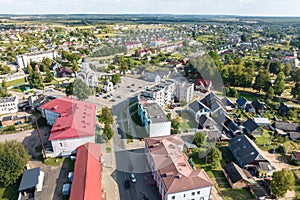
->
124;180;130;189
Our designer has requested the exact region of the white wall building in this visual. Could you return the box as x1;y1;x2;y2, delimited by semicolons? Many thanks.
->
0;96;18;115
174;82;194;103
16;50;57;69
145;135;213;200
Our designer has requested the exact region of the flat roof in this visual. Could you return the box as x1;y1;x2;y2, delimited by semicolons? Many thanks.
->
19;168;40;192
143;103;169;123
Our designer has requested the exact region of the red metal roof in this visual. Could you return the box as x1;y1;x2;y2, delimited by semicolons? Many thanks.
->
40;97;96;140
69;143;102;200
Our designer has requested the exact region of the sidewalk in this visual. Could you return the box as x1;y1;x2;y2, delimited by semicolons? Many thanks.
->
101;143;120;200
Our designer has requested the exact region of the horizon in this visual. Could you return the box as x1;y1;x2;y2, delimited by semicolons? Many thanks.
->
0;0;300;17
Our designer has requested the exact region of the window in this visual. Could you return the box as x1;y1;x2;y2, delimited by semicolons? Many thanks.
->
192;192;195;196
200;197;204;200
197;191;200;195
172;196;175;199
183;194;185;197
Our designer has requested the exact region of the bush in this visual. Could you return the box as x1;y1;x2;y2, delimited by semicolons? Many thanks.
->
277;145;286;154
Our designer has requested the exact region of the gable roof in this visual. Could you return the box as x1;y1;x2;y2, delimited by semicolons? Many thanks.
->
229;135;269;167
292;151;300;160
198;115;217;128
69;143;102;200
223;162;253;184
19;168;40;191
188;100;210;113
274;121;299;132
195;79;212;87
236;97;247;107
251;99;266;110
145;135;213;194
243;119;259;133
221;97;235;107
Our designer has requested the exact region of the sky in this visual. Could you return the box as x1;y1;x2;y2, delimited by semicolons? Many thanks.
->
0;0;299;16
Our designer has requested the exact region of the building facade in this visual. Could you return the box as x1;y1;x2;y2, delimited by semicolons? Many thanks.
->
16;50;57;69
174;82;194;103
0;96;18;115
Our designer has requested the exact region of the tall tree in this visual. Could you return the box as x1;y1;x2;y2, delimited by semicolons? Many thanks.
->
270;169;295;198
111;74;121;85
283;63;291;76
171;117;180;134
269;60;282;75
273;72;285;96
291;68;300;82
253;69;270;92
28;66;43;88
208;147;222;169
73;78;91;100
99;107;114;125
291;81;300;100
0;141;30;186
266;86;275;100
193;132;206;147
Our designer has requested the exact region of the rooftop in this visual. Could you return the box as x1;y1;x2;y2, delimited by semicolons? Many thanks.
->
143;103;169;123
0;96;17;103
19;168;40;192
145;135;213;194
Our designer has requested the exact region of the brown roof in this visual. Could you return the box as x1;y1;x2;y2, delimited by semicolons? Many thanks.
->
145;135;213;194
292;151;300;160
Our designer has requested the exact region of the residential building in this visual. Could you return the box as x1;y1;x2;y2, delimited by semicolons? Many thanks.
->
137;102;171;137
243;119;263;136
188;100;211;121
223;162;255;189
141;72;161;82
1;114;30;127
69;143;103;200
18;167;44;200
278;102;290;116
195;79;212;92
174;81;194;103
253;118;271;127
16;50;57;69
221;97;236;111
229;135;274;176
252;99;267;113
150;39;168;47
124;41;142;50
292;151;300;161
198;115;217;130
39;97;96;157
236;97;247;111
145;135;213;200
0;96;18;115
141;80;175;107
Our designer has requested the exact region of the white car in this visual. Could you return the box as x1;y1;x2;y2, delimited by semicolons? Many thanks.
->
130;173;136;183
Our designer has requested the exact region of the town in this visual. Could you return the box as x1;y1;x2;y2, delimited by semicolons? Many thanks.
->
0;13;299;200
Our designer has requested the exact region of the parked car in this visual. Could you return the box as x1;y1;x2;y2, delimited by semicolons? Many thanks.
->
130;174;136;183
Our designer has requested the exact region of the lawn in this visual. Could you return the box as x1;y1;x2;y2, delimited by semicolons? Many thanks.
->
0;184;19;200
180;110;198;130
220;188;255;200
293;170;300;198
6;78;26;87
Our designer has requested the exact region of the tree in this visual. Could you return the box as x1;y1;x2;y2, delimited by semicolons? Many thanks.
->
103;123;114;141
208;147;222;169
273;72;285;96
253;69;270;92
269;60;282;75
28;66;43;88
265;86;275;100
43;66;54;83
283;63;291;76
73;78;91;100
0;80;9;98
99;107;114;125
111;74;121;85
0;141;30;186
65;82;74;96
292;81;300;100
193;132;206;147
270;169;295;198
0;65;11;75
42;58;52;68
171;117;180;134
291;68;300;82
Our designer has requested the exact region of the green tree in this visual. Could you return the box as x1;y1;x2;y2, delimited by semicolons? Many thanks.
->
0;65;11;75
283;63;291;76
99;107;114;125
269;60;282;75
273;72;285;96
193;132;206;147
103;123;114;141
208;147;222;169
73;78;91;100
28;66;43;88
266;86;275;100
43;66;54;83
0;141;30;186
42;58;52;68
270;169;295;198
171;117;180;134
111;74;121;85
253;69;271;92
291;68;300;83
0;80;9;98
65;82;74;96
292;81;300;100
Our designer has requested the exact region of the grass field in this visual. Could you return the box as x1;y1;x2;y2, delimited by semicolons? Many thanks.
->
6;78;26;87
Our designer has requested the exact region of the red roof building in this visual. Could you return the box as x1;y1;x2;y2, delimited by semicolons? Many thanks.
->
195;79;212;92
69;143;102;200
145;135;213;200
39;97;96;157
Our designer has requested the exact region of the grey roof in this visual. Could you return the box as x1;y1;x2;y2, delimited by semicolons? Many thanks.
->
0;96;16;103
198;115;217;128
203;130;222;142
200;92;223;110
274;122;299;132
223;162;252;184
143;103;169;123
188;100;210;113
243;119;259;133
245;103;255;112
141;72;160;82
252;99;266;110
229;135;268;167
19;168;40;191
221;97;235;107
236;97;247;107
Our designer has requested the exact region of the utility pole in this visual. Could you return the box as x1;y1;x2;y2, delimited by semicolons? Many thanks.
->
36;120;47;159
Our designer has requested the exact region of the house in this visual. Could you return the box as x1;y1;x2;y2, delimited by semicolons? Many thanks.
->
224;119;242;136
141;72;161;82
195;79;212;92
198;115;217;130
243;119;263;136
274;121;299;133
0;114;30;127
292;151;300;161
245;103;256;113
16;50;57;69
223;162;255;189
203;129;223;142
254;118;271;127
229;135;272;169
278;102;290;116
236;97;247;110
39;97;96;157
174;81;194;103
18;167;44;200
181;135;197;153
289;132;300;141
145;135;213;200
221;97;236;111
55;66;73;77
138;102;171;137
188;100;210;121
69;143;103;200
200;92;220;110
0;96;18;115
252;99;267;113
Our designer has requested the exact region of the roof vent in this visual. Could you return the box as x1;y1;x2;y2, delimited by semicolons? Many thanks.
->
243;145;247;149
238;138;241;142
251;152;255;155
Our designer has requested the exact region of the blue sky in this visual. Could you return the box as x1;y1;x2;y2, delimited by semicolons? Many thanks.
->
0;0;299;16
